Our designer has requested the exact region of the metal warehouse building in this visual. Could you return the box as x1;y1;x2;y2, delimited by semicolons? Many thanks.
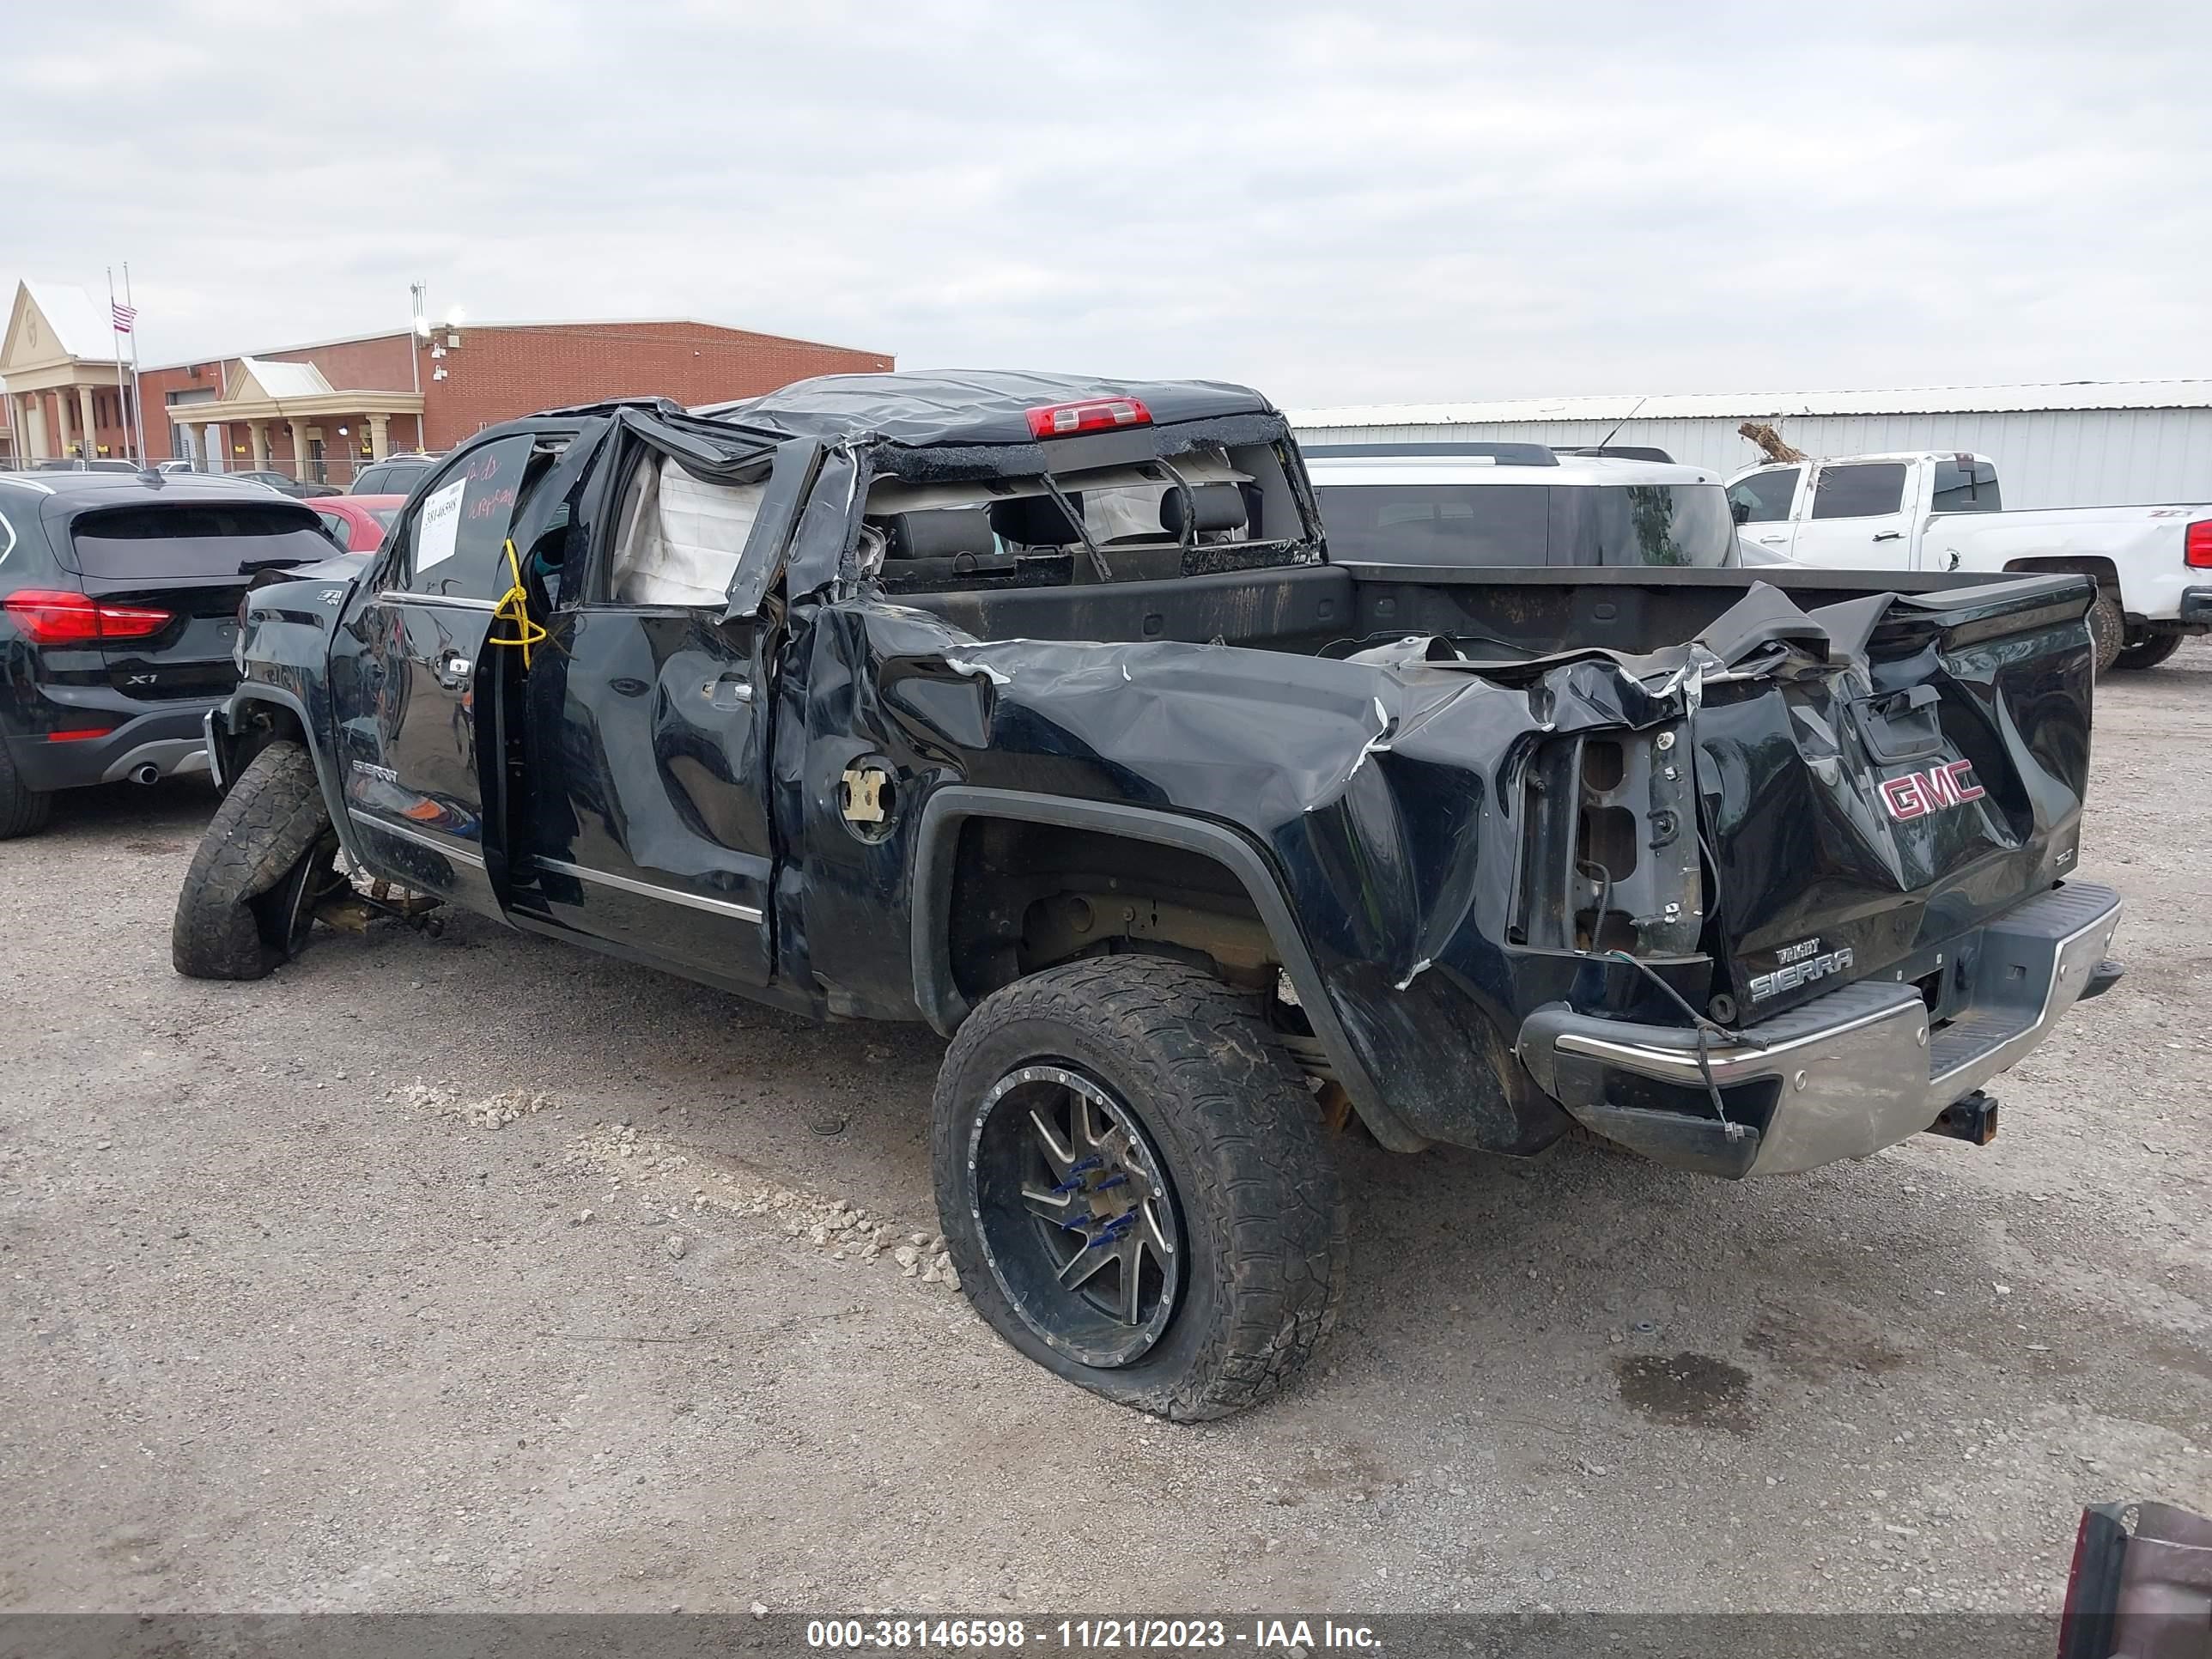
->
1289;381;2212;512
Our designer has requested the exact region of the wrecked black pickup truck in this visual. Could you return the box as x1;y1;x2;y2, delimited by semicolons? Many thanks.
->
173;371;2124;1419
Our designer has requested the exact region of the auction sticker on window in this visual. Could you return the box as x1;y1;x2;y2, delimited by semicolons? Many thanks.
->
416;478;465;570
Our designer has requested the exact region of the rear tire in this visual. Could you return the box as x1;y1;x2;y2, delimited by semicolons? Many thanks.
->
2087;588;2124;677
172;740;332;980
933;956;1347;1421
0;742;53;841
2112;630;2185;672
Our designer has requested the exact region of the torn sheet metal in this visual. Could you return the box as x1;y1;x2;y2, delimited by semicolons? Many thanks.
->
797;601;1727;1153
794;576;2092;1158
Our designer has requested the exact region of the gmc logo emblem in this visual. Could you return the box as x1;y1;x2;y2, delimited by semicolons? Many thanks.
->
1881;758;1985;822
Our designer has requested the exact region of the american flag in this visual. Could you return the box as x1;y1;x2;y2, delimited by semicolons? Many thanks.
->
111;302;137;333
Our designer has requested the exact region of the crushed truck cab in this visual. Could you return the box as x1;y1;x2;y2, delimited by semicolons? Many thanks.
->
179;371;2122;1419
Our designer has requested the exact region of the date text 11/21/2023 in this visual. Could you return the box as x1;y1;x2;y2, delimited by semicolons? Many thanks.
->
804;1617;1382;1650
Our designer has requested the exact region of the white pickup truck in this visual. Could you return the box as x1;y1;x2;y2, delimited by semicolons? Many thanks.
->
1726;451;2212;672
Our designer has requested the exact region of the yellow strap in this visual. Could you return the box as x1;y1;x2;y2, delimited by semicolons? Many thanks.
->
486;537;546;668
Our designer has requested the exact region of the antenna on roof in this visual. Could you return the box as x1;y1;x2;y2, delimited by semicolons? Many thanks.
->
1595;395;1648;450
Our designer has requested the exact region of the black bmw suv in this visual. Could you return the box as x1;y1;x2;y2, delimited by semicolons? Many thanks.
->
0;470;338;836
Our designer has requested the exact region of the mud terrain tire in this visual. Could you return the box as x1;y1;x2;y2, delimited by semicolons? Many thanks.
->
172;740;331;981
2087;588;2124;677
933;955;1347;1421
0;741;52;841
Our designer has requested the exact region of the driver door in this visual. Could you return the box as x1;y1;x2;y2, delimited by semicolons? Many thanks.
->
331;430;556;911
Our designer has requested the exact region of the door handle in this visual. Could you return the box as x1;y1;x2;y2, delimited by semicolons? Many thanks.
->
705;673;753;709
1872;532;1904;543
435;651;472;689
1756;534;1787;544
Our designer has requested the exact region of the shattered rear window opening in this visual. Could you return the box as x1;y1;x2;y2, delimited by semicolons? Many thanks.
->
862;442;1315;592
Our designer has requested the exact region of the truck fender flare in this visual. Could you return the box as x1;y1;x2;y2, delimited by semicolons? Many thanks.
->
908;785;1424;1152
220;685;364;867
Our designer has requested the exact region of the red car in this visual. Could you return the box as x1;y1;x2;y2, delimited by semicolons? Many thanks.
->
308;495;405;553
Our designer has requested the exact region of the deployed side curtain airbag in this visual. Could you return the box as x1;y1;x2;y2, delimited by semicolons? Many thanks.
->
610;457;764;607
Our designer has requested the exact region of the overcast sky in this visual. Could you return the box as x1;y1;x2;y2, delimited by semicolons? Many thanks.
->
7;1;2208;406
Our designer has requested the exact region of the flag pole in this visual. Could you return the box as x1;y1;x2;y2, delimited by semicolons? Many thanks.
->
107;266;131;462
123;262;148;465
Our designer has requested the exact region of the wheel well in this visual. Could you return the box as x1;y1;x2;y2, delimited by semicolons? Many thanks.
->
2002;554;2118;597
945;818;1282;1006
226;696;309;772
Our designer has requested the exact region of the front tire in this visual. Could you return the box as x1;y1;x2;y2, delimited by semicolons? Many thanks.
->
2112;630;2185;672
933;956;1347;1421
0;741;52;840
172;740;334;980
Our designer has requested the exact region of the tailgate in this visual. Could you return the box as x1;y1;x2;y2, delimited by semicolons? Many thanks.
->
1692;575;2095;1022
64;501;336;702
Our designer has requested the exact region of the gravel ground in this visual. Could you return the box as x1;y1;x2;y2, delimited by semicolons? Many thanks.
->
3;646;2206;1618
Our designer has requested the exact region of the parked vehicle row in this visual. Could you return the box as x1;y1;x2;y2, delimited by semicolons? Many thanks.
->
161;371;2121;1420
1726;450;2212;672
222;468;342;499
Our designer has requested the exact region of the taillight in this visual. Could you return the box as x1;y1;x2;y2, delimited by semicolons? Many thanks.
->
3;589;171;644
1024;397;1152;440
90;600;171;639
2185;520;2212;568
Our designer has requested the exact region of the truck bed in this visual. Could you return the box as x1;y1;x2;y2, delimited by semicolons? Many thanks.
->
908;557;2068;662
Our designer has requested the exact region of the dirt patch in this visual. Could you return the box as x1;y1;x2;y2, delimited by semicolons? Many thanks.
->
1743;1299;1913;1380
1614;1352;1756;1433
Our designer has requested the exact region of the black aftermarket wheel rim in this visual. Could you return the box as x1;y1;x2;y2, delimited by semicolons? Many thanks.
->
967;1065;1184;1369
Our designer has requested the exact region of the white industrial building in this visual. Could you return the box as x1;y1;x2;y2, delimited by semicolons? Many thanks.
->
1288;381;2212;512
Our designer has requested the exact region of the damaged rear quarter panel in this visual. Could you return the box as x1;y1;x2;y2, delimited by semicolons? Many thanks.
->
793;597;1700;1155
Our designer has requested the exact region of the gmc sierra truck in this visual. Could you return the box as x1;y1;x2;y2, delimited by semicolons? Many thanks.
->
171;372;2123;1419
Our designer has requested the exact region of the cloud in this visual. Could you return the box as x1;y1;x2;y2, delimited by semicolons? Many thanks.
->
4;0;2208;404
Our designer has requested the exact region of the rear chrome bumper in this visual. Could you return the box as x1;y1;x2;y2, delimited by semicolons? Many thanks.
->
1516;882;2124;1177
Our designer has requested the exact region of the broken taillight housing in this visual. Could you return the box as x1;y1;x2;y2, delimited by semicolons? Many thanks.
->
1024;398;1152;440
2185;520;2212;568
3;589;171;644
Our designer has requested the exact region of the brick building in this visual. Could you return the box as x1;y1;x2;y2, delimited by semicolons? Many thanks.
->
141;314;892;485
1;281;143;466
4;279;890;484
